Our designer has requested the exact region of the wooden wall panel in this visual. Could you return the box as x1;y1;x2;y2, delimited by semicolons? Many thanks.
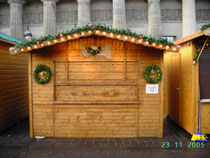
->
31;36;163;137
138;51;162;137
0;41;28;132
54;105;138;137
33;104;53;136
164;41;199;135
163;52;171;116
201;103;210;134
55;86;138;103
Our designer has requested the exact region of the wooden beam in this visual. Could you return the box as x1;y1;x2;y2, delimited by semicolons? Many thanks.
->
55;80;137;86
54;102;140;105
196;36;209;62
174;31;204;45
0;38;19;45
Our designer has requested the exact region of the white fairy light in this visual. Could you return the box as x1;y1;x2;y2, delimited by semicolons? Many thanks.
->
67;35;71;39
165;45;170;50
138;39;143;43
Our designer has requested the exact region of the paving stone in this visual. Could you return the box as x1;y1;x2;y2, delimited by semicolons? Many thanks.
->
0;117;210;158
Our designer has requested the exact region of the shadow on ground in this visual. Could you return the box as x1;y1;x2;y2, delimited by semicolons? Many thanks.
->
0;116;209;158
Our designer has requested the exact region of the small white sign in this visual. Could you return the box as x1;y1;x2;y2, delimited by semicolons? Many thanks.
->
146;84;159;94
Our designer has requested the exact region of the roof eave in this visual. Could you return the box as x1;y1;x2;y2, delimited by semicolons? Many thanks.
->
173;31;207;45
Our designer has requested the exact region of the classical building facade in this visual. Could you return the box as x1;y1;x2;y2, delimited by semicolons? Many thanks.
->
0;0;209;41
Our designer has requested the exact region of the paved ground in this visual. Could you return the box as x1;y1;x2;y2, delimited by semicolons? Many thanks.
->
0;116;209;158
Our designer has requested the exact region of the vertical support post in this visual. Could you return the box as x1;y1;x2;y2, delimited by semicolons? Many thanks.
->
28;52;33;138
159;51;164;138
137;51;140;137
123;44;126;80
53;60;56;101
65;44;69;81
52;60;56;137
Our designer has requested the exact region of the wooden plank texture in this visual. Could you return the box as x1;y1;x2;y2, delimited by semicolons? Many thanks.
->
0;41;29;132
31;36;163;137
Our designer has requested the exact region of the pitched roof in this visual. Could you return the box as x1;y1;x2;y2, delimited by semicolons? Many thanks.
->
0;33;21;44
9;23;179;55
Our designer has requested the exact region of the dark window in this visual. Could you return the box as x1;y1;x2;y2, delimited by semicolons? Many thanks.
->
162;36;176;42
199;49;210;99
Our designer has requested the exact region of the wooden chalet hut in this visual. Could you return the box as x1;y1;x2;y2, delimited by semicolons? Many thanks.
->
164;27;210;135
10;24;179;138
0;33;28;132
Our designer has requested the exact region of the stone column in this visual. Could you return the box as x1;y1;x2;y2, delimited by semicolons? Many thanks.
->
77;0;91;27
41;0;59;35
113;0;126;29
182;0;196;37
148;0;161;38
8;0;25;41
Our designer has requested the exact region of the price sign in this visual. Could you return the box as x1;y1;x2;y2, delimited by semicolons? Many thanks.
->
146;84;159;94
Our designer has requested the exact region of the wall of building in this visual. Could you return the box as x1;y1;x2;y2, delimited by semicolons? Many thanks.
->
0;40;29;132
164;41;199;135
0;0;209;39
30;36;164;138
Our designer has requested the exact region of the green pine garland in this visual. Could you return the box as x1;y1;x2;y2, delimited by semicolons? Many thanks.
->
191;24;210;63
193;43;202;62
200;23;210;31
144;64;162;84
14;23;176;50
193;37;207;63
87;47;101;56
33;64;51;84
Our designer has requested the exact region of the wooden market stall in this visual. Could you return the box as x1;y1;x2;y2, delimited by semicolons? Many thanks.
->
0;33;28;132
10;24;179;138
164;27;210;135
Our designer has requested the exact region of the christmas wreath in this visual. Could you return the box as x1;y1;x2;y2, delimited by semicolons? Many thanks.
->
144;64;162;83
33;64;51;84
86;46;101;56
